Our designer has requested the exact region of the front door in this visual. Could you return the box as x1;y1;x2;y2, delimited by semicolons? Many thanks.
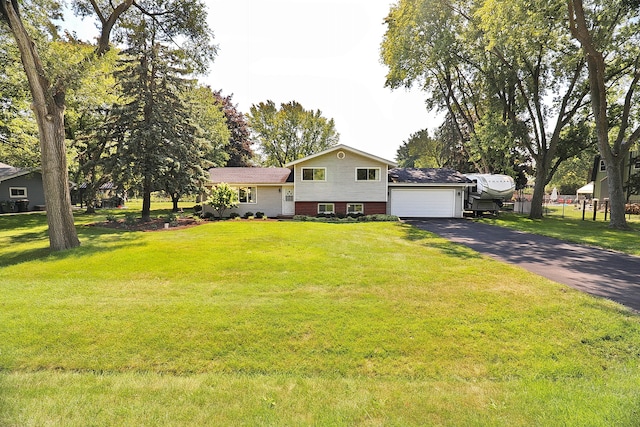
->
282;186;295;216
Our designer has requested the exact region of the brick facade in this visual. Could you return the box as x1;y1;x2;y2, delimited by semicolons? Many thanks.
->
295;202;387;216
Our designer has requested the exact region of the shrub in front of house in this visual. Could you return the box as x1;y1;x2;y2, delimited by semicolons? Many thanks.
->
255;212;265;219
243;212;254;219
229;212;241;219
201;211;216;220
293;214;399;222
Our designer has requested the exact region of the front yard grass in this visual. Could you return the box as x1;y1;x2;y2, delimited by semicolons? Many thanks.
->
478;206;640;256
1;210;640;425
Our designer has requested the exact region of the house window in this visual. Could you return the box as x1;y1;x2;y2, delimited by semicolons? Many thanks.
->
9;187;27;198
347;203;364;214
237;186;256;203
600;160;606;171
356;168;380;181
302;168;326;181
317;203;334;214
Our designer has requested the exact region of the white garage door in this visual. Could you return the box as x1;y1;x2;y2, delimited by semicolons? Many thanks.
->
390;188;456;218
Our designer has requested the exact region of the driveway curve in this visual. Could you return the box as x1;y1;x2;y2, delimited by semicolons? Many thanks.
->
407;218;640;312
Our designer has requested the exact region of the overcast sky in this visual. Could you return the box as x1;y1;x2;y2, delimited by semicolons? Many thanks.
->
204;0;438;161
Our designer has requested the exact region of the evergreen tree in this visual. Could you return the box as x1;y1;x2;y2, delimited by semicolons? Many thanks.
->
109;17;205;220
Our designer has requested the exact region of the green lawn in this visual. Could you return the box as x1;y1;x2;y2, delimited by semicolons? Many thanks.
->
1;209;640;425
479;206;640;255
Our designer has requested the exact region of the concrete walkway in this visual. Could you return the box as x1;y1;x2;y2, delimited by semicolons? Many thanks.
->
407;219;640;312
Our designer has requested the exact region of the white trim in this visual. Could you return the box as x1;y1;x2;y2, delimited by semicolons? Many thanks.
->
346;203;364;214
235;186;257;204
317;203;335;214
9;187;27;198
285;144;397;167
301;167;327;181
355;167;381;182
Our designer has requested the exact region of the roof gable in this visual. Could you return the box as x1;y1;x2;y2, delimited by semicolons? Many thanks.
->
284;144;397;167
208;167;292;184
389;168;472;185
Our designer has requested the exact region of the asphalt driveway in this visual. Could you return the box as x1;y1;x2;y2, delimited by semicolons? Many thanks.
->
407;218;640;312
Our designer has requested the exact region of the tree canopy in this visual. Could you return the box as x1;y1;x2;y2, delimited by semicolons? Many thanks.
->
0;0;215;250
382;0;593;219
248;100;339;167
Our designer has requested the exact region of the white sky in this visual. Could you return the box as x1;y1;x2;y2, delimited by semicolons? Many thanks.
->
64;0;439;161
203;0;437;161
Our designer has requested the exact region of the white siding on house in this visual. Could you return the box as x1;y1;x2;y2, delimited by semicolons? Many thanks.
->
294;150;389;202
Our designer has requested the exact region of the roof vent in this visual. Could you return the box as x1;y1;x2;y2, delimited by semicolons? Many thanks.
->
337;151;346;159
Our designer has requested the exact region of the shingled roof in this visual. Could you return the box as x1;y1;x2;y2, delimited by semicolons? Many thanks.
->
0;162;33;182
208;167;293;184
388;168;472;185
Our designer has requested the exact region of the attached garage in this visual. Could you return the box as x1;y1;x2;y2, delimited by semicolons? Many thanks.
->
390;188;456;218
388;168;472;218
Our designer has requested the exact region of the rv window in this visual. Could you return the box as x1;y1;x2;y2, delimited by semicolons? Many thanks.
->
470;180;478;193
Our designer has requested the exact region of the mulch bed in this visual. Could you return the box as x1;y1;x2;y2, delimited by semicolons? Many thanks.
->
87;217;201;232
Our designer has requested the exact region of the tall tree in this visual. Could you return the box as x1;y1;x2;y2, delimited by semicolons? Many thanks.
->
212;90;254;167
382;0;592;219
568;0;640;229
109;10;211;221
163;85;230;212
0;0;212;250
396;129;447;168
248;100;339;167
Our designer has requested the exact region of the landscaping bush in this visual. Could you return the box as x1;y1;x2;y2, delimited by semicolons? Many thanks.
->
124;212;138;227
106;214;118;223
229;212;241;219
255;211;265;219
164;213;179;227
193;204;202;213
201;211;215;220
243;211;254;219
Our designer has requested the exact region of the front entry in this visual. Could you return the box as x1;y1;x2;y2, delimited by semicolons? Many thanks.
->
282;186;295;216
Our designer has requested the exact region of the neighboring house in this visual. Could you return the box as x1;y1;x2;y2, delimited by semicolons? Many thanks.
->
591;151;640;203
203;144;473;218
0;162;46;212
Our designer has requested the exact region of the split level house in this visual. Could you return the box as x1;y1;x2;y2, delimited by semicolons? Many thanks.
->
591;151;640;203
203;144;473;219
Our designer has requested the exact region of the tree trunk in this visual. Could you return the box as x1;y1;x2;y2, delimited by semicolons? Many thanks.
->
3;2;80;251
604;158;629;229
36;106;81;250
142;179;152;221
529;166;548;219
171;193;180;212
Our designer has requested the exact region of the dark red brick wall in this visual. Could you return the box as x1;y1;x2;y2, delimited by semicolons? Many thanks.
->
295;202;387;216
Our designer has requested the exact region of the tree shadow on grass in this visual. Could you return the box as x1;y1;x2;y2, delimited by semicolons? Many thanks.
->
400;222;482;260
0;224;147;269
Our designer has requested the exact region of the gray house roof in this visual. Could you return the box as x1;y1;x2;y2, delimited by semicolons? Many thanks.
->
389;168;472;185
208;167;293;185
0;162;33;182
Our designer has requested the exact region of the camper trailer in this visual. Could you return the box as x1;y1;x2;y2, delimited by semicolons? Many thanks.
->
465;174;515;215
